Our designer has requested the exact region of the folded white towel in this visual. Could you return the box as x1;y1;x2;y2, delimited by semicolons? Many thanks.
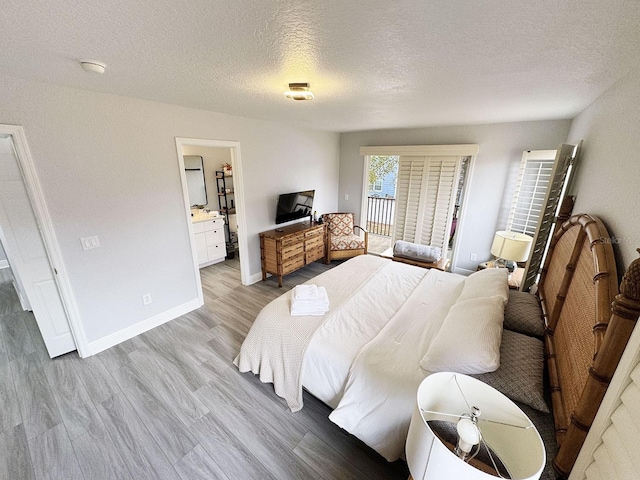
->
290;306;329;316
291;301;329;311
291;286;328;305
290;286;329;316
292;284;319;300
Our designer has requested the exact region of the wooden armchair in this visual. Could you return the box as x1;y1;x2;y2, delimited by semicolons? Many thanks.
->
322;213;368;262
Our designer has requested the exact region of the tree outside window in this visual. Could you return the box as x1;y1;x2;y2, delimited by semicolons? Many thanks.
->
368;155;398;197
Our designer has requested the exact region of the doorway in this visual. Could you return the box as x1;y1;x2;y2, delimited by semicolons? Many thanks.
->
365;155;399;255
175;138;249;289
0;126;82;357
360;145;478;272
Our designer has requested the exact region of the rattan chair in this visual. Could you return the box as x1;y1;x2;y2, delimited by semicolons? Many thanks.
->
322;213;368;262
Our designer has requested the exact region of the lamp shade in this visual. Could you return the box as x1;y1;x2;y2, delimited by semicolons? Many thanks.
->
490;231;533;262
406;372;545;480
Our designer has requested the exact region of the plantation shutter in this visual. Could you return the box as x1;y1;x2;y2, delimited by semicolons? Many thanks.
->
394;156;426;243
572;326;640;480
394;156;461;257
507;150;556;236
521;144;576;291
584;364;640;480
420;158;460;254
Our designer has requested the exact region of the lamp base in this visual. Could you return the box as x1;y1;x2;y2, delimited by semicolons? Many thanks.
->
494;258;517;273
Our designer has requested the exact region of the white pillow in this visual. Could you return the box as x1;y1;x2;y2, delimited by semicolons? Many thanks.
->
420;296;505;374
458;267;509;305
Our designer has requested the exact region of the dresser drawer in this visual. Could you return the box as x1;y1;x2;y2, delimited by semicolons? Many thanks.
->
305;226;324;238
281;233;305;247
282;242;304;258
305;235;324;250
205;229;225;246
192;222;205;234
306;246;325;263
282;254;305;275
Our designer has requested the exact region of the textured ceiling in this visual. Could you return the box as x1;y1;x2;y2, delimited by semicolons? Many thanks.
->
2;0;640;132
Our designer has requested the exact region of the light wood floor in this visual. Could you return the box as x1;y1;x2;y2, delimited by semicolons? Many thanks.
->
0;260;409;479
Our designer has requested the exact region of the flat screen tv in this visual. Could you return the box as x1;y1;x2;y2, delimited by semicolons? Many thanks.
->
275;190;315;224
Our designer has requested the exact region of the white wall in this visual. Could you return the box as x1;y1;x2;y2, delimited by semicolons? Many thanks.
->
339;121;571;272
0;75;339;348
566;69;640;273
563;70;640;480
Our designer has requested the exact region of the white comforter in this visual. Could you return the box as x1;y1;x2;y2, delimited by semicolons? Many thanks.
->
235;255;393;411
235;255;465;461
327;268;465;460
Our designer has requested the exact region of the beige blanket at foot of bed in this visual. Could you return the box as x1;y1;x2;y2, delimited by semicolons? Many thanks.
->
233;255;389;411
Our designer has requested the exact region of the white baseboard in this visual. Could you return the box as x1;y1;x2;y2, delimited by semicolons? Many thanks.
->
248;272;263;285
85;297;203;356
0;260;9;269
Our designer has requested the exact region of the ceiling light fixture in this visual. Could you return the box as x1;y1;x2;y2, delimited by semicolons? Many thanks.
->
284;83;314;101
79;60;106;74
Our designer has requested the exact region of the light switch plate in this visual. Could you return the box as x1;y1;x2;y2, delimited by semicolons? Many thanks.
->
80;235;100;250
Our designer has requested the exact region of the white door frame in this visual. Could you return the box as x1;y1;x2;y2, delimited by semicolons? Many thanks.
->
0;124;88;357
174;138;250;286
448;156;475;275
359;157;371;230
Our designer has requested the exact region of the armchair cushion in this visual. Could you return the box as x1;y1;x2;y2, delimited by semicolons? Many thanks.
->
330;234;366;251
324;213;355;236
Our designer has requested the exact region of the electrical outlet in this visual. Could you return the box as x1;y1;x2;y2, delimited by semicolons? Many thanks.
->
470;253;477;262
142;294;152;305
344;193;349;201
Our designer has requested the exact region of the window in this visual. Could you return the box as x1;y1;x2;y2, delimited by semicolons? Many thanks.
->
373;179;383;192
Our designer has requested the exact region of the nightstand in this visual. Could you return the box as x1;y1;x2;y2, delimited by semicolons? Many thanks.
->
477;261;523;290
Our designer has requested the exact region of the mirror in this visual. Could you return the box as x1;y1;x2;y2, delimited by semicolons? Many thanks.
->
184;155;207;207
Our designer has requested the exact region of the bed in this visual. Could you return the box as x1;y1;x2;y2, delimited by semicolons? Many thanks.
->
235;213;640;478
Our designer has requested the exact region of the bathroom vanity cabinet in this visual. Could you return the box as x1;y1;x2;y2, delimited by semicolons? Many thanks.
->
192;216;226;267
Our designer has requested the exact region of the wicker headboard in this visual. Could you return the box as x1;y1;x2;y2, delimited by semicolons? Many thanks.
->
538;214;638;477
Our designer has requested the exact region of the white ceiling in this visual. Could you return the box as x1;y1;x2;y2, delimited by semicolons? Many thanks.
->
2;0;640;132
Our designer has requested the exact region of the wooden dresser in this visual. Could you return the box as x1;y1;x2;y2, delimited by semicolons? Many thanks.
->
259;222;327;287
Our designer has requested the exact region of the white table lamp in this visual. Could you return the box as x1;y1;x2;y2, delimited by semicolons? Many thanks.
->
490;231;533;272
406;372;545;480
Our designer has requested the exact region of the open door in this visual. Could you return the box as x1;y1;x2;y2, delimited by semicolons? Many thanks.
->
0;132;76;357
